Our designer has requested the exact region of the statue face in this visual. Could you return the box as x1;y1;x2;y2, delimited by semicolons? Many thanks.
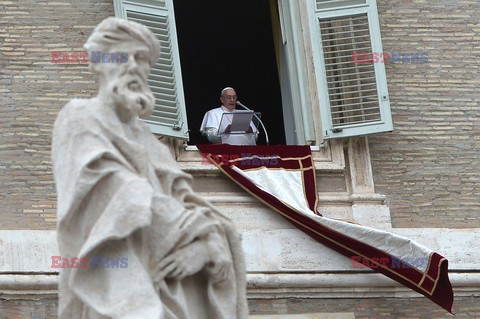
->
95;38;156;120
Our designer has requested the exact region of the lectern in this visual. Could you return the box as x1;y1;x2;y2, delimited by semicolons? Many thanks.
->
218;110;260;145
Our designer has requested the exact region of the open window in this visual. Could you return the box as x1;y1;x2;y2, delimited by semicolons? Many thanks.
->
114;0;392;144
172;0;286;145
114;0;316;145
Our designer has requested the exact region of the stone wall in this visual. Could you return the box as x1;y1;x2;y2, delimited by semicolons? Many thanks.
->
0;296;479;318
2;0;479;230
370;0;480;228
0;0;113;229
249;297;480;318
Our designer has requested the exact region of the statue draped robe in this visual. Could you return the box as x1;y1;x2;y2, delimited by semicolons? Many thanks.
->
52;98;248;319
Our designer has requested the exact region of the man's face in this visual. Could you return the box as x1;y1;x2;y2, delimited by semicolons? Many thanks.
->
220;89;237;111
95;38;155;119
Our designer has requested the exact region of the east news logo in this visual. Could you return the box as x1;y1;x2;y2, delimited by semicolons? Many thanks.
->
51;51;129;64
51;256;128;268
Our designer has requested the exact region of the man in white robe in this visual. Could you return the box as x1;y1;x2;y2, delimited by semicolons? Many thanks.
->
200;87;258;145
52;17;248;319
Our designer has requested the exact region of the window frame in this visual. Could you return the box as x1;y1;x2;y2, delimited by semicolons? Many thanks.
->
306;0;393;139
114;0;392;145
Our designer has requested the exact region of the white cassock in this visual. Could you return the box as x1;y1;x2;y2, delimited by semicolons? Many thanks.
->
200;106;258;145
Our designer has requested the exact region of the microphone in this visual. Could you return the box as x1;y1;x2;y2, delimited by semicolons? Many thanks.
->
236;101;270;145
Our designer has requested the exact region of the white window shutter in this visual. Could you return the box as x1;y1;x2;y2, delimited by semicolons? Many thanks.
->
277;0;316;145
114;0;189;139
308;0;392;139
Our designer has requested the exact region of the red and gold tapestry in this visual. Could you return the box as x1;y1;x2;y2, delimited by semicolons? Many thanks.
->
197;144;453;313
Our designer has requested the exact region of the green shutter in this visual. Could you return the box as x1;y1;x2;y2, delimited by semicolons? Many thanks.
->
114;0;189;139
276;0;316;145
308;0;392;139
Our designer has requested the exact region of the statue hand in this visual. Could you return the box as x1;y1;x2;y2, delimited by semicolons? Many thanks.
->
154;240;210;282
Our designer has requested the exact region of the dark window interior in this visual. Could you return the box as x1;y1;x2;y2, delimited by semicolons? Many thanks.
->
173;0;286;145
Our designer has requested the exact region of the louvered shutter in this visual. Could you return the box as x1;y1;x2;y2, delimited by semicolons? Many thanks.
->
308;0;392;139
114;0;189;139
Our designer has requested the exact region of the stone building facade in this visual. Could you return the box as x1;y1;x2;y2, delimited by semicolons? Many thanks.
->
370;0;480;229
1;0;479;318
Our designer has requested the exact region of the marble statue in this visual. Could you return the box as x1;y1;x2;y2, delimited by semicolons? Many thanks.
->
51;17;248;319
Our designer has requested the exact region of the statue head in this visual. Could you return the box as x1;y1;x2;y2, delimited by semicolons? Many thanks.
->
84;17;161;120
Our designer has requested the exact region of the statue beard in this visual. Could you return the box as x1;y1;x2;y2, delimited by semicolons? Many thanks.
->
110;74;155;120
